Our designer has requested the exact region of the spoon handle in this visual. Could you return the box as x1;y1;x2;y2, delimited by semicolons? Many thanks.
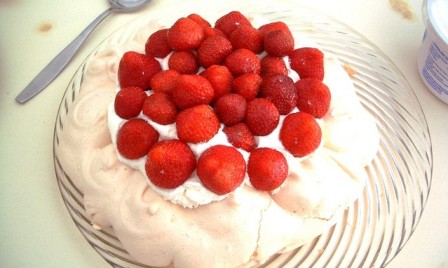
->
15;8;114;104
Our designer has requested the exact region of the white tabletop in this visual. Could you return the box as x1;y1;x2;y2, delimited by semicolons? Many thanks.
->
1;0;447;267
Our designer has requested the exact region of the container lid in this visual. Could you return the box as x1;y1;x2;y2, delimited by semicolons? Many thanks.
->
427;0;448;44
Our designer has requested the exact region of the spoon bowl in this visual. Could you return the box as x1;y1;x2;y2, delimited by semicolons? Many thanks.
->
15;0;152;104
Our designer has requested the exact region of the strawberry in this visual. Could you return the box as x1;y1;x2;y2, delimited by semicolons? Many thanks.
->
203;27;227;38
223;123;257;152
167;17;205;51
176;104;220;143
142;92;177;125
289;47;324;81
114;86;147;119
214;11;252;37
260;74;298;115
245;98;280;136
197;35;233;68
214;93;247;126
260;55;288;77
197;145;246;195
149;69;180;95
248;148;288;191
258;21;292;37
295;78;331;118
145;29;172;58
118;51;162;90
263;29;294;57
279;112;322;157
117;118;159;160
168;50;199;74
224;48;261;76
187;13;211;28
229;25;263;54
232;73;262;101
171;74;215;110
145;139;196;189
201;65;233;101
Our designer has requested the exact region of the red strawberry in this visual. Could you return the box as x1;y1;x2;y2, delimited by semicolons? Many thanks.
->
279;112;322;157
145;29;172;58
258;21;292;37
118;51;162;89
117;118;159;160
203;27;227;38
248;148;288;191
224;48;261;76
168;50;199;74
142;92;177;125
201;65;233;101
150;69;180;95
145;139;196;189
232;73;262;101
197;145;246;195
114;86;147;119
295;78;331;118
263;29;294;57
260;55;288;77
176;104;220;143
197;35;233;68
223;123;257;152
214;93;247;126
289;47;324;81
171;74;215;110
260;74;298;115
187;13;211;28
167;17;205;51
214;11;252;37
245;98;280;136
229;25;263;54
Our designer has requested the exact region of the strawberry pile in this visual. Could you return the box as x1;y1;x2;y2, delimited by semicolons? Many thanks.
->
114;11;331;196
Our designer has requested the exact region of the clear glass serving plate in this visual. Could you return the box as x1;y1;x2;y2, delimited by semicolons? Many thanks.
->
53;1;433;267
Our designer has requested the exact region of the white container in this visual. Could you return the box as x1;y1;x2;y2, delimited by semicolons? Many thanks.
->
417;0;448;104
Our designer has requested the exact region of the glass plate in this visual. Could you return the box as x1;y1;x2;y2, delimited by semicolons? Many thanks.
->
53;1;433;267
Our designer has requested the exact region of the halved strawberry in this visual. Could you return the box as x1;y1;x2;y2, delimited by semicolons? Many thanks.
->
168;50;199;74
248;147;288;191
171;74;215;110
229;25;263;54
145;139;196;189
223;123;257;152
289;47;324;81
117;118;159;160
149;69;180;95
197;35;233;68
245;98;280;136
295;78;331;118
201;65;233;101
260;55;288;77
232;73;262;101
142;92;177;125
114;86;147;119
214;93;247;126
176;104;220;143
167;17;205;51
214;11;252;37
145;29;172;58
224;48;261;76
260;74;298;115
118;51;162;90
197;145;246;195
279;112;322;157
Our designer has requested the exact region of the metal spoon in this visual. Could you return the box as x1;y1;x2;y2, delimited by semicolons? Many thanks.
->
15;0;151;104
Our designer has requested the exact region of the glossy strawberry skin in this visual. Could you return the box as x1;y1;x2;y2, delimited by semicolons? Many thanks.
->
176;104;220;144
197;145;246;195
260;74;298;115
142;92;177;125
171;74;215;110
223;123;257;152
224;48;261;76
295;78;331;118
167;17;205;51
214;93;247;126
245;98;280;136
117;118;159;160
248;148;288;191
114;86;147;119
289;47;325;81
118;51;162;90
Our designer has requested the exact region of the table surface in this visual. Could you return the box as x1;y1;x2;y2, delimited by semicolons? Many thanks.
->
1;0;447;267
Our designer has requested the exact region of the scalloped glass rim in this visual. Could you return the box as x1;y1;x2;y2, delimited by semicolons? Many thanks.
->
53;2;433;267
